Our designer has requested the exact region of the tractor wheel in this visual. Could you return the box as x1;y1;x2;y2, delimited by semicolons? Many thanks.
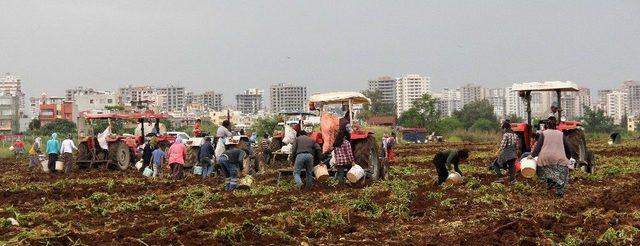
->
270;138;283;152
109;141;131;170
353;135;382;180
186;146;200;168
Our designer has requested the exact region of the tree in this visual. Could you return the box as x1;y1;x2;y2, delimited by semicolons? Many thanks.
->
358;89;395;120
28;118;41;132
40;119;77;136
470;118;496;132
398;93;441;132
453;99;498;129
436;117;464;135
250;114;279;137
580;106;615;133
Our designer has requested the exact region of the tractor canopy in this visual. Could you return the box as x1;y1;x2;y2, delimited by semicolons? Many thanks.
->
511;81;579;92
309;92;371;106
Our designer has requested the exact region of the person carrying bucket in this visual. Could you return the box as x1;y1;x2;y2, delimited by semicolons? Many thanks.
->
492;121;520;183
60;134;78;173
432;148;470;186
219;137;246;191
167;135;187;180
46;133;61;174
333;111;355;185
151;144;165;179
28;137;42;169
289;130;322;190
529;117;572;197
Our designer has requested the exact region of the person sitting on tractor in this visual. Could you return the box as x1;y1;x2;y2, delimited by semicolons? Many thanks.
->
530;117;572;197
193;119;203;137
548;102;566;122
333;111;355;185
432;148;470;186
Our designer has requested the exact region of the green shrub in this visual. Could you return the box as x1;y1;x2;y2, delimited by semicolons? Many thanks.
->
307;209;346;228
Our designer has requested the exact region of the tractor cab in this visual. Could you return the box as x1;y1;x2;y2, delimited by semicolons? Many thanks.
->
511;81;594;172
309;92;388;180
76;111;173;170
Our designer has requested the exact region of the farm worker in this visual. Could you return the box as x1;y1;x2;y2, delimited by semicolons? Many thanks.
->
547;102;566;122
151;144;165;179
261;134;272;168
333;111;355;185
290;130;322;190
167;135;187;180
46;133;61;174
198;137;215;179
13;139;25;159
215;120;234;158
141;135;154;172
219;138;246;191
60;134;78;173
383;132;397;162
432;148;470;186
493;121;520;183
28;137;42;169
530;117;572;197
193;118;202;137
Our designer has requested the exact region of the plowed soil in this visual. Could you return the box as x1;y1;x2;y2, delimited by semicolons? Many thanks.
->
2;139;639;245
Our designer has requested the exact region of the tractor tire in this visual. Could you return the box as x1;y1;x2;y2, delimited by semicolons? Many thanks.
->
352;135;382;180
186;146;200;168
109;141;131;170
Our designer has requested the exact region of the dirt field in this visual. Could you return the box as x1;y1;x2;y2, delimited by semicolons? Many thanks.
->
2;139;640;245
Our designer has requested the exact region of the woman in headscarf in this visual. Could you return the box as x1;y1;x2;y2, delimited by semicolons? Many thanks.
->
530;117;573;197
46;133;61;174
167;135;187;180
493;121;520;183
333;111;355;184
28;137;42;169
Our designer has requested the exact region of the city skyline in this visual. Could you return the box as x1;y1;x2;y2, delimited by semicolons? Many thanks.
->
1;1;639;105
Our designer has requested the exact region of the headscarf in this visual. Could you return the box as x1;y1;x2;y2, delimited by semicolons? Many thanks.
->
51;133;58;140
34;137;42;146
175;135;183;144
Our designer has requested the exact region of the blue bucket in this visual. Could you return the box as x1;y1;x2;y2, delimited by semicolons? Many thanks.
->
143;167;153;177
193;166;203;175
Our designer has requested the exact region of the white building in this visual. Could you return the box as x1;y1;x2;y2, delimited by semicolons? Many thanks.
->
0;73;26;116
606;91;628;124
270;83;307;112
435;88;461;117
395;74;430;116
368;76;396;105
621;80;640;117
596;89;612;111
460;84;485;106
192;91;223;112
236;89;263;114
118;85;157;109
74;92;119;113
505;87;526;121
65;86;97;101
155;85;186;112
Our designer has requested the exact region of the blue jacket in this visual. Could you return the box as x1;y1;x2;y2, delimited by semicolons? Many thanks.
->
46;133;61;154
198;141;215;161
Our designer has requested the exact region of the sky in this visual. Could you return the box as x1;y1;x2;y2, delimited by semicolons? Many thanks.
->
1;0;639;104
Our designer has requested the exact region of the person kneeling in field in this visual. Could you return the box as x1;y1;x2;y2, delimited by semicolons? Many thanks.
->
219;139;246;191
432;148;470;186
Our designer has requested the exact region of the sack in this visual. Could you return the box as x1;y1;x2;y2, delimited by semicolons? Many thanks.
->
142;166;153;177
215;138;226;158
135;160;144;170
28;145;36;155
320;112;340;153
282;125;296;144
9;146;14;151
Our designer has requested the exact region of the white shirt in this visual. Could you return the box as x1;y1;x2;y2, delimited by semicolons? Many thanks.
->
60;139;78;153
216;126;233;138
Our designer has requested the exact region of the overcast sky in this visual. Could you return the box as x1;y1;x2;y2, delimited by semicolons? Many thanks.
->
1;0;639;104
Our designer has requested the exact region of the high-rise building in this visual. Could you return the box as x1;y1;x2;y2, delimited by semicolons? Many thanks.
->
368;76;396;105
435;88;461;117
65;86;97;101
74;92;119;113
505;87;526;120
118;85;156;109
270;83;307;112
0;95;20;133
486;88;506;118
395;74;430;116
155;85;186;112
621;80;640;117
0;73;25;116
39;95;74;125
460;84;485;106
192;91;223;112
236;89;263;114
597;89;613;111
606;90;628;124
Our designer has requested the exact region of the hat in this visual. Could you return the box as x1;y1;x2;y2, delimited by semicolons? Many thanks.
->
551;102;559;108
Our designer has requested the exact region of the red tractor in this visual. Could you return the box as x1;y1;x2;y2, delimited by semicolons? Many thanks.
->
511;81;595;173
76;111;174;170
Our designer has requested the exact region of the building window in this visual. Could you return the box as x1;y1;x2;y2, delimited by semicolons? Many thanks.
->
90;99;94;104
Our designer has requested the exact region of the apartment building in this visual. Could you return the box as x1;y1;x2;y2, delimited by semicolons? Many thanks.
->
0;73;25;116
395;74;430;116
270;83;307;112
236;89;263;114
0;95;20;133
368;76;396;105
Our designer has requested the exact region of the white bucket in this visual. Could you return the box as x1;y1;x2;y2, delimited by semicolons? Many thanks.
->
445;172;462;185
346;164;365;183
135;160;143;170
41;160;49;173
238;175;254;189
520;158;537;178
55;161;64;171
313;165;329;181
142;166;153;177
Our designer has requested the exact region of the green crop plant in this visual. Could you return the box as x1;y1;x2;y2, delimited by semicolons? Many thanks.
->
350;188;382;219
427;192;444;200
596;227;639;245
465;177;481;190
512;182;535;195
307;209;346;228
440;198;456;208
